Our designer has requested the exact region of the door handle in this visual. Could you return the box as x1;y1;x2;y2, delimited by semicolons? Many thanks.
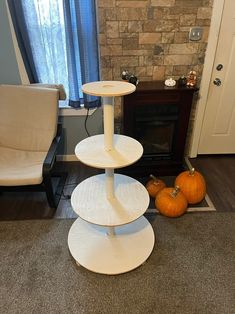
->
213;78;221;86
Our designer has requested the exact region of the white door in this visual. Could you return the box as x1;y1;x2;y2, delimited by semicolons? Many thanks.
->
198;0;235;154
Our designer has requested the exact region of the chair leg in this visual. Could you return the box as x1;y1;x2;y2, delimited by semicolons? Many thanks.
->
44;172;67;209
44;175;57;208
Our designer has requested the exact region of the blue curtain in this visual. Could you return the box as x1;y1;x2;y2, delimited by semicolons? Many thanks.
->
8;0;100;108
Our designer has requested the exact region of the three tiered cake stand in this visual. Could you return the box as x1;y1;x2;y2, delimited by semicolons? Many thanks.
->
68;81;155;275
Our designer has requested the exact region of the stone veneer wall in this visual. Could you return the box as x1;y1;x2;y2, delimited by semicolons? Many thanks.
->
97;0;214;149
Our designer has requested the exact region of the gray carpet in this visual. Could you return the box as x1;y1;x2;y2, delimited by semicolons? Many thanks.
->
0;213;234;314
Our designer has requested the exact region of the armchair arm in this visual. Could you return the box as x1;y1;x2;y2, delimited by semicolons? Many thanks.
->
43;122;62;175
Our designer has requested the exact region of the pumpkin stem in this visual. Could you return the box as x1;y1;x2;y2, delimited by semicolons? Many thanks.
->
189;168;195;175
150;174;158;182
171;186;180;198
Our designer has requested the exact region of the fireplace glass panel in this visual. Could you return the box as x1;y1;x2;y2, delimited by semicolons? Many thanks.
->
134;104;179;158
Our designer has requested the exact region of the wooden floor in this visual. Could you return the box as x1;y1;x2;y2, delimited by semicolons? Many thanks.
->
0;155;234;220
190;155;235;212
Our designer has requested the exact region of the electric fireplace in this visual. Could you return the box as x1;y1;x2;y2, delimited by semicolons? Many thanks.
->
121;81;198;177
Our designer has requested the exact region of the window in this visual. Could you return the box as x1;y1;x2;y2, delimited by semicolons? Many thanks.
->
8;0;100;108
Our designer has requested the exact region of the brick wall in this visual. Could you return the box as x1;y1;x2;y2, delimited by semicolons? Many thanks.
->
97;0;214;146
98;0;213;81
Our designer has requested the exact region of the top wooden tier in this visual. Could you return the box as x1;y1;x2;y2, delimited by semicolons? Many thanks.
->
82;81;136;97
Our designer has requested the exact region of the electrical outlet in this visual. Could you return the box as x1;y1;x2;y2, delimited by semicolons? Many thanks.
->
189;27;203;41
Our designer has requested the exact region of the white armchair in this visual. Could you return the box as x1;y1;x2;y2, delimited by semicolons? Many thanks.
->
0;84;67;208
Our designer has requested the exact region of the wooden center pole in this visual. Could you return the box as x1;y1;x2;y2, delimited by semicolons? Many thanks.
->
103;96;114;151
103;95;115;236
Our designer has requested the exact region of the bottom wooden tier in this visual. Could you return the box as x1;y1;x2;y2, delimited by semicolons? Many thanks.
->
68;216;155;275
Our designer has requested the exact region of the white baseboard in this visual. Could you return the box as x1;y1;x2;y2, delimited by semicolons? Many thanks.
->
57;154;78;161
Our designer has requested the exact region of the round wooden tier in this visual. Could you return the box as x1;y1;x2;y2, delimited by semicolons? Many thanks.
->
71;174;150;226
82;81;136;97
75;134;143;169
68;216;155;275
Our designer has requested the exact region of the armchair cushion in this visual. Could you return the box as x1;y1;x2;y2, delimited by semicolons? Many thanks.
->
0;85;58;152
0;146;46;186
28;83;66;100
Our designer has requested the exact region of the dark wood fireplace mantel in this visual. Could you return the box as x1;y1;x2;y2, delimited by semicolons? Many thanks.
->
121;80;198;177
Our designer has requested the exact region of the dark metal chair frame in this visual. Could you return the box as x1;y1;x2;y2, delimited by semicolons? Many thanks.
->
0;122;67;209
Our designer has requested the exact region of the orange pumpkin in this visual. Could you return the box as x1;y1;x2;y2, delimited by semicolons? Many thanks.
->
155;186;188;217
146;174;166;198
175;168;206;204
